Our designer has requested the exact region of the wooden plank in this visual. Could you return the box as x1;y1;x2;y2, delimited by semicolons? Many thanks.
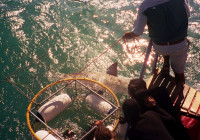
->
190;91;200;115
146;72;156;89
146;68;200;120
195;105;200;116
173;84;191;110
181;87;196;111
147;69;160;89
179;84;190;108
150;74;165;89
180;108;187;113
159;75;172;88
179;109;200;120
168;81;180;103
166;78;176;96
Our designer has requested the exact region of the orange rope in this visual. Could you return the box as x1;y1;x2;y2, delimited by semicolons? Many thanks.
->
123;37;144;54
73;37;123;78
123;37;147;59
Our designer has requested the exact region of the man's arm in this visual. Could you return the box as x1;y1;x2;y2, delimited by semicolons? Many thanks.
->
184;0;190;17
123;1;147;40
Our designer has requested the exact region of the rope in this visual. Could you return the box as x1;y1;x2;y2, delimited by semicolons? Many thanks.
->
6;80;37;103
10;81;33;101
73;37;123;78
0;37;124;107
0;53;49;83
2;36;148;103
123;37;146;59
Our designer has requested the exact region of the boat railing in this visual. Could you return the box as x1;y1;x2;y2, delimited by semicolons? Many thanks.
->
139;40;159;79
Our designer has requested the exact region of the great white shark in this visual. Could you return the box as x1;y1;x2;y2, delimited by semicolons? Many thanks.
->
64;63;132;95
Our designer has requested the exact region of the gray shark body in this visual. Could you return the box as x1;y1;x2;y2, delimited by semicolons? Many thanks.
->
64;63;131;95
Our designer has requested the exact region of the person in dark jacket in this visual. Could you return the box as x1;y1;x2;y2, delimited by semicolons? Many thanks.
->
122;98;174;140
124;79;191;139
134;89;190;140
128;79;178;117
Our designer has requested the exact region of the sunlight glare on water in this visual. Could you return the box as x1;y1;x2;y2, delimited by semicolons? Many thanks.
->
122;39;154;66
0;0;200;139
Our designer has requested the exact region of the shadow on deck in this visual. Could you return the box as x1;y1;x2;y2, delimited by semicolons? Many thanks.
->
146;69;200;120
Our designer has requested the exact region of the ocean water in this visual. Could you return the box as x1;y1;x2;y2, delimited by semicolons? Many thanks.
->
0;0;200;139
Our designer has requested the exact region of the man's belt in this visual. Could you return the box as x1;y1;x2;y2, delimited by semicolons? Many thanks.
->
154;38;185;45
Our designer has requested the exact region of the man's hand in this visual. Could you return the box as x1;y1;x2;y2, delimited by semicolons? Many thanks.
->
144;96;157;108
95;120;104;126
123;31;138;40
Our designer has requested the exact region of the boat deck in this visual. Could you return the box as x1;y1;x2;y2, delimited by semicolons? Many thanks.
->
146;69;200;120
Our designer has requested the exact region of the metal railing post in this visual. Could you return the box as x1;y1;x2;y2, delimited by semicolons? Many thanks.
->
151;52;159;74
139;40;153;79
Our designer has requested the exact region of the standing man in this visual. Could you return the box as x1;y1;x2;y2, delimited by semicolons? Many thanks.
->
123;0;190;85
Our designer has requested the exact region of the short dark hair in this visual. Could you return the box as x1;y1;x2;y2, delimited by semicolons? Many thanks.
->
122;98;140;126
94;126;113;140
128;79;147;98
134;89;149;102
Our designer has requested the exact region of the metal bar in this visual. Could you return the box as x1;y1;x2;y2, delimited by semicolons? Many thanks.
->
80;107;119;140
80;125;97;140
31;80;75;111
29;110;64;140
139;40;153;79
151;53;158;74
75;79;118;109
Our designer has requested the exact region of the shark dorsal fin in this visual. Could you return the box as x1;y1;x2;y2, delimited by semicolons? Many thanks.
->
106;62;118;76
